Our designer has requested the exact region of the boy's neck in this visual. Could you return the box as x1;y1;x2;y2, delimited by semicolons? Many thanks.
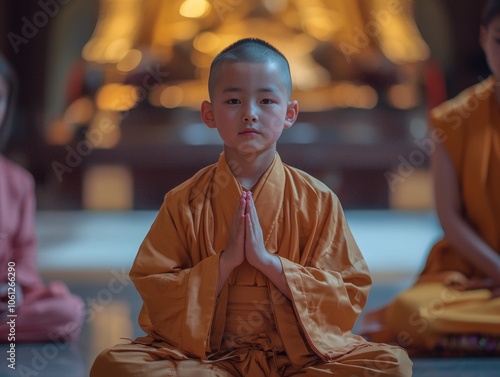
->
224;147;276;190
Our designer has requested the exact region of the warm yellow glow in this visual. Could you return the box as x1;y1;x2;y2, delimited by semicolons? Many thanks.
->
80;0;430;114
150;81;208;109
357;85;378;109
191;50;213;69
371;0;430;63
293;87;333;111
169;21;200;40
82;0;141;63
193;32;221;54
82;40;99;62
291;33;317;53
301;8;334;41
63;97;95;125
160;86;184;108
387;84;419;109
88;110;122;149
263;0;288;13
281;8;301;29
174;81;208;109
294;82;378;111
292;65;328;90
103;38;130;62
116;49;142;72
152;79;378;112
96;84;138;111
83;165;133;210
179;0;211;18
331;82;378;109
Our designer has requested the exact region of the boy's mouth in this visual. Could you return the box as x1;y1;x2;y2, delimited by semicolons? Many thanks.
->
239;128;259;135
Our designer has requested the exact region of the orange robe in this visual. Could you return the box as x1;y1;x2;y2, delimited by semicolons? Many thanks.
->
91;153;411;376
362;77;500;350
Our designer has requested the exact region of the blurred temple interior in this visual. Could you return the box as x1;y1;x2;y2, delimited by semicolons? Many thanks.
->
1;0;491;212
1;1;499;376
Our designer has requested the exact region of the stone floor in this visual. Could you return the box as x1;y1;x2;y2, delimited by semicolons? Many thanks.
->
1;210;498;376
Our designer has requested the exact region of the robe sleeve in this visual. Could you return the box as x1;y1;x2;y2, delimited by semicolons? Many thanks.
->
278;187;371;358
129;193;220;359
428;77;495;172
9;165;41;293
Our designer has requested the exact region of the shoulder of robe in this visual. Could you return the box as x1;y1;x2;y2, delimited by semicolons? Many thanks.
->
162;162;218;206
0;155;35;197
429;77;495;131
282;162;339;204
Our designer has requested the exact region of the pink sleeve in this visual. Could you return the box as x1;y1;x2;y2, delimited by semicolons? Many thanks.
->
11;169;43;292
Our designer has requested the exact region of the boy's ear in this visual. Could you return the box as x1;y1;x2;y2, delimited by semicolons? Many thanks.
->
284;100;299;129
201;100;216;129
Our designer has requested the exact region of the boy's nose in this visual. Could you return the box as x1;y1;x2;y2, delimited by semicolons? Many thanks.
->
243;114;258;123
242;107;258;123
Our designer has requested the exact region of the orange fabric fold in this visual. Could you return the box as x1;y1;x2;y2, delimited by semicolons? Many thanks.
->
359;77;500;350
424;76;500;277
129;152;372;362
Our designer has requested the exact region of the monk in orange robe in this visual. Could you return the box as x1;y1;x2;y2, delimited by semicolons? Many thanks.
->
91;38;412;376
360;0;500;354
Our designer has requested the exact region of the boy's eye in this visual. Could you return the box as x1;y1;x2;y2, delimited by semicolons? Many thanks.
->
227;99;240;104
261;99;273;104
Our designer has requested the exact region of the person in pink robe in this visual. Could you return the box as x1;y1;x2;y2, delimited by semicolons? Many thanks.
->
0;53;84;343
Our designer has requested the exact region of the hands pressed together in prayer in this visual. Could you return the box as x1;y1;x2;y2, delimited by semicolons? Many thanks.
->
223;191;273;269
218;191;291;298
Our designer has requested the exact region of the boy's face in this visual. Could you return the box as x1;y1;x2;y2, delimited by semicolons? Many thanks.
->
202;61;298;157
481;15;500;79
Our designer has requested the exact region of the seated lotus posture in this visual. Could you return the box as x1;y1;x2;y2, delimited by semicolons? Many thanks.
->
90;38;412;376
0;53;84;344
360;0;500;356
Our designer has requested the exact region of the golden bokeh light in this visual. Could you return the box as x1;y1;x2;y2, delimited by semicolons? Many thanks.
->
116;49;143;72
55;0;431;149
193;32;221;54
168;21;200;41
96;84;139;111
179;0;211;19
88;110;122;149
82;0;141;63
387;84;419;109
83;165;133;210
160;86;184;108
63;97;95;126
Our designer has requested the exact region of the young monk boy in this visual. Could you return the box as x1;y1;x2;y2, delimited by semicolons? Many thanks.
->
90;38;412;376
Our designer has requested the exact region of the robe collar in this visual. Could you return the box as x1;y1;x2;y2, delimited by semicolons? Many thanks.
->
213;152;285;250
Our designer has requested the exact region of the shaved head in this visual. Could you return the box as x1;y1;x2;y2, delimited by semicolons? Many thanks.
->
208;38;292;100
